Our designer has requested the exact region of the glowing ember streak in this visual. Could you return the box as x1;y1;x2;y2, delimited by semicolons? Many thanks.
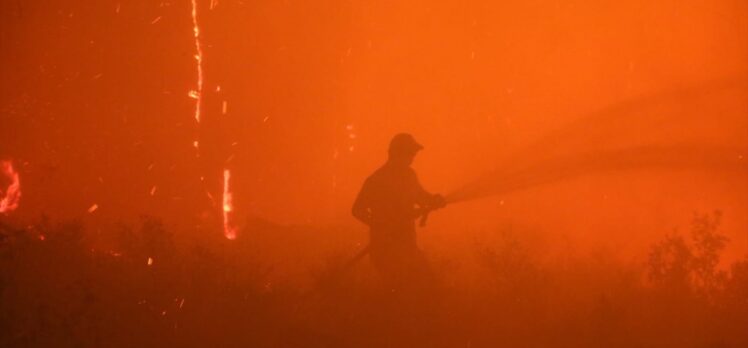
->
88;204;99;213
0;160;21;214
190;0;205;129
189;1;239;240
147;257;154;266
222;169;237;240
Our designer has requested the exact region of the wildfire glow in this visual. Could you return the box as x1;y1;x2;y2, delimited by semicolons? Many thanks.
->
0;160;21;214
222;169;237;240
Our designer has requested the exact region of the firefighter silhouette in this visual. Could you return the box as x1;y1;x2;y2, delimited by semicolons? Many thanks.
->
352;133;446;291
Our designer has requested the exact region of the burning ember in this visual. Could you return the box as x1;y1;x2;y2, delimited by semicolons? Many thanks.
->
187;2;239;240
0;160;21;214
222;169;237;240
190;0;204;138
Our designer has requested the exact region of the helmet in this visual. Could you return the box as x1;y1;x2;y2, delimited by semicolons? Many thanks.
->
388;133;423;156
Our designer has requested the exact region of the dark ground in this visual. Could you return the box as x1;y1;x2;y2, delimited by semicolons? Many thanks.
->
1;212;746;348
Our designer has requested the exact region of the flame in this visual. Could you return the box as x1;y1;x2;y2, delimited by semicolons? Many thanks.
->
0;160;21;214
222;168;237;240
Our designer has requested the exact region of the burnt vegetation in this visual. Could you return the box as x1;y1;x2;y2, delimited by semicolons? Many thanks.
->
0;212;746;348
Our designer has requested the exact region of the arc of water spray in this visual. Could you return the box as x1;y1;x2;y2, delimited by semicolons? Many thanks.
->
444;79;748;205
445;144;746;204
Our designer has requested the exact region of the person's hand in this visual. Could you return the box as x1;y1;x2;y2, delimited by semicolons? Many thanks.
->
432;194;447;209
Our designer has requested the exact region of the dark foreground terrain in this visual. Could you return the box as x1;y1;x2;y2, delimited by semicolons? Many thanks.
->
1;212;746;348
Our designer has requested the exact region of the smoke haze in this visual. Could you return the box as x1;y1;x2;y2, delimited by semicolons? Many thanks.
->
0;1;747;347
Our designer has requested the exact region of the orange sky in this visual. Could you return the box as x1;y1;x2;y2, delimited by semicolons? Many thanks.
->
1;0;746;261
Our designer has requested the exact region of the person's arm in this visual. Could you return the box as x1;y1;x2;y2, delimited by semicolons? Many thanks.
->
410;173;446;226
352;178;375;226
